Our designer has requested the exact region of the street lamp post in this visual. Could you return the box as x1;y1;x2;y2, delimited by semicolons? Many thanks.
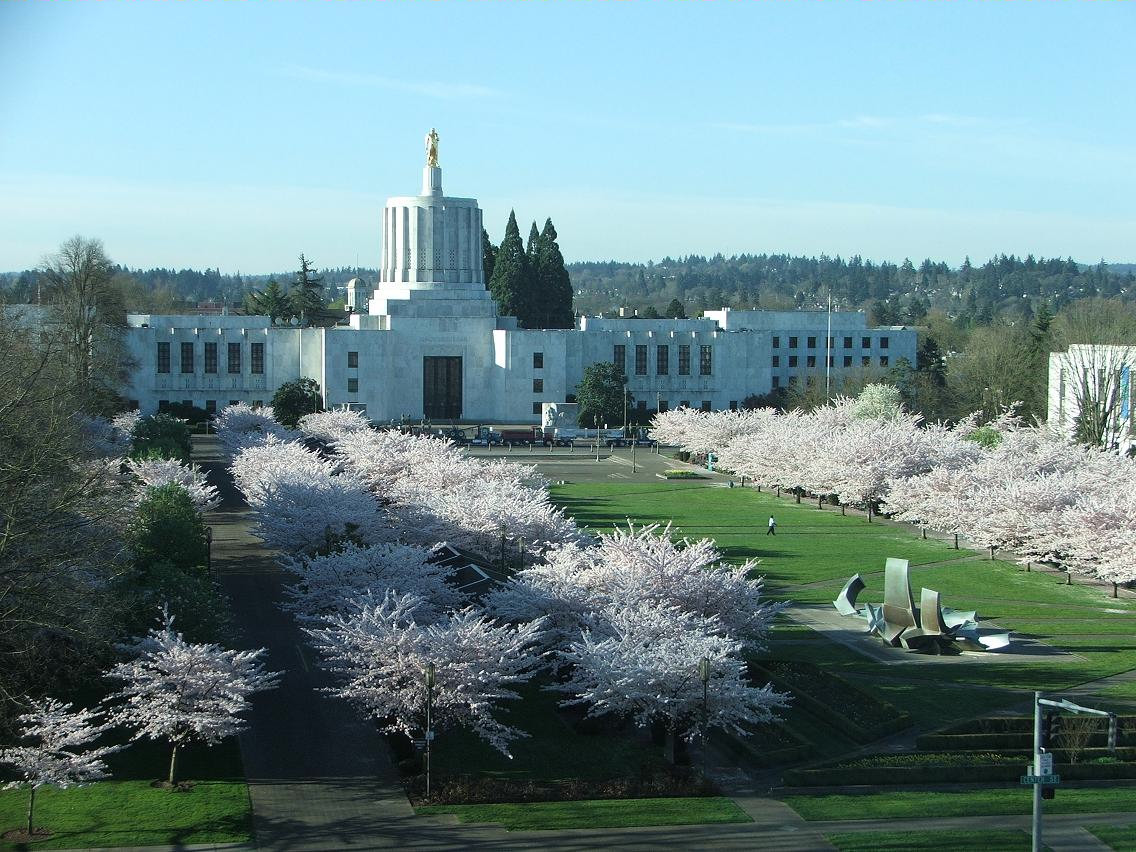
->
698;657;711;778
424;662;436;799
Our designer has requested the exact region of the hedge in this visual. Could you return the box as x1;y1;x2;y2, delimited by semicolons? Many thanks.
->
917;732;1136;753
712;726;812;769
750;661;912;744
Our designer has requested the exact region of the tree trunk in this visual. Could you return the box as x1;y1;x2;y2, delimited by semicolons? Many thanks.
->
1066;572;1072;586
954;533;959;549
168;742;180;786
1026;562;1031;572
650;718;667;746
922;528;927;540
818;495;823;509
795;490;801;504
1114;582;1119;598
990;546;996;560
670;724;691;766
867;506;873;523
27;786;36;835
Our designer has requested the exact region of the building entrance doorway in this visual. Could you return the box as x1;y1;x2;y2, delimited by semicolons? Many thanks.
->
423;356;462;419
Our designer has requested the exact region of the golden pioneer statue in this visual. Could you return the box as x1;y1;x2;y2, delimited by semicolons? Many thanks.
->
425;128;439;168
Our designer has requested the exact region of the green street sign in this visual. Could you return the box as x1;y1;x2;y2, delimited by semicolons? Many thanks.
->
1021;775;1060;785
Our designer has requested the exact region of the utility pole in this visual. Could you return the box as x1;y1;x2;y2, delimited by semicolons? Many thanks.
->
424;662;436;799
1028;692;1117;851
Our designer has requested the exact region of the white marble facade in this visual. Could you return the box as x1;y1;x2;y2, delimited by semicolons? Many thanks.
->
123;160;916;422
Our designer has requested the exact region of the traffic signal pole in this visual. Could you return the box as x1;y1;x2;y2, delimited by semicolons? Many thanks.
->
1031;693;1117;852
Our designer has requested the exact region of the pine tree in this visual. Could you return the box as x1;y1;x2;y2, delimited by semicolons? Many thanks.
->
537;218;574;329
665;299;686;319
244;279;293;323
291;254;325;327
489;212;529;322
517;221;543;328
481;229;497;286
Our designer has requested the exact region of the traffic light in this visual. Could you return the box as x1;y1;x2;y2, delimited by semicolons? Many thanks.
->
1040;712;1056;749
1042;785;1056;800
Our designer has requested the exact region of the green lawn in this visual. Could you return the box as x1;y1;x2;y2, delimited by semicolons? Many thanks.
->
550;483;1136;747
417;796;751;831
825;829;1032;851
0;739;251;850
1088;822;1136;851
781;787;1136;821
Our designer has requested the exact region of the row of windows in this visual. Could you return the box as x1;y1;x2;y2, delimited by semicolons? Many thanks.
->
773;335;890;350
772;355;891;368
614;344;712;377
157;341;263;375
157;399;263;414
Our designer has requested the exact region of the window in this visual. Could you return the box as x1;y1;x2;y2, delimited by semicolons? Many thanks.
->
880;336;889;349
843;355;853;367
635;344;647;375
229;400;239;407
182;399;191;407
680;400;690;408
772;375;780;388
828;355;835;367
678;344;691;375
658;399;669;413
807;355;816;368
637;400;647;412
862;356;871;367
533;378;544;393
613;344;626;372
772;355;780;367
533;352;543;369
204;342;218;374
828;337;835;349
127;399;139;410
729;400;738;411
227;342;241;374
347;378;359;393
699;345;712;376
807;336;817;349
862;336;871;349
843;336;853;349
205;400;217;415
533;402;541;415
789;336;798;348
788;355;798;368
157;342;170;373
880;356;889;367
251;342;264;375
253;400;263;408
656;345;669;375
772;336;780;348
701;400;712;412
348;351;359;368
180;342;194;373
158;400;170;412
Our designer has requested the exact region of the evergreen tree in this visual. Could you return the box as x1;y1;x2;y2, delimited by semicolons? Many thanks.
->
271;377;323;428
665;298;687;319
536;218;574;329
481;228;497;286
488;212;529;322
291;254;325;327
244;279;294;323
575;362;629;428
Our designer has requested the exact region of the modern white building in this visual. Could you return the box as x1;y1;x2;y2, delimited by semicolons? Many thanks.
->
1048;344;1135;452
122;150;916;423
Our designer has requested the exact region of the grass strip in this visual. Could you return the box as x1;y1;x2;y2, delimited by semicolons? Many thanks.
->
0;780;252;850
417;796;752;831
825;828;1031;851
1087;822;1136;851
782;787;1136;821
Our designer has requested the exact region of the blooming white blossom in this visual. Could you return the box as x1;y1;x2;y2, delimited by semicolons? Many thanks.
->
297;408;372;444
104;611;279;785
307;591;545;755
213;403;292;455
281;542;463;624
552;601;789;738
78;411;139;457
128;457;221;512
0;698;119;836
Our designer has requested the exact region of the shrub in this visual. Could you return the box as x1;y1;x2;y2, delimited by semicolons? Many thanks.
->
127;483;208;574
271;378;323;428
131;414;193;462
663;470;703;479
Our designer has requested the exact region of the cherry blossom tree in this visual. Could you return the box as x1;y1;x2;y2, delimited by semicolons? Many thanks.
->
213;403;291;456
280;542;463;624
0;698;119;838
78;411;139;457
231;436;388;554
551;601;788;750
128;457;221;512
306;591;545;755
104;611;279;786
297;408;372;445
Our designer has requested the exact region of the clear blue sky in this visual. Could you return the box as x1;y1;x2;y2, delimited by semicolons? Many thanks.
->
1;1;1132;273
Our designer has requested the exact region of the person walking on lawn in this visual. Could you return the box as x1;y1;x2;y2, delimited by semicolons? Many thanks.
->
767;515;777;535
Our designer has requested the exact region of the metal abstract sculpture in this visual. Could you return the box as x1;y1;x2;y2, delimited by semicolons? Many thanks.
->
834;558;1011;654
